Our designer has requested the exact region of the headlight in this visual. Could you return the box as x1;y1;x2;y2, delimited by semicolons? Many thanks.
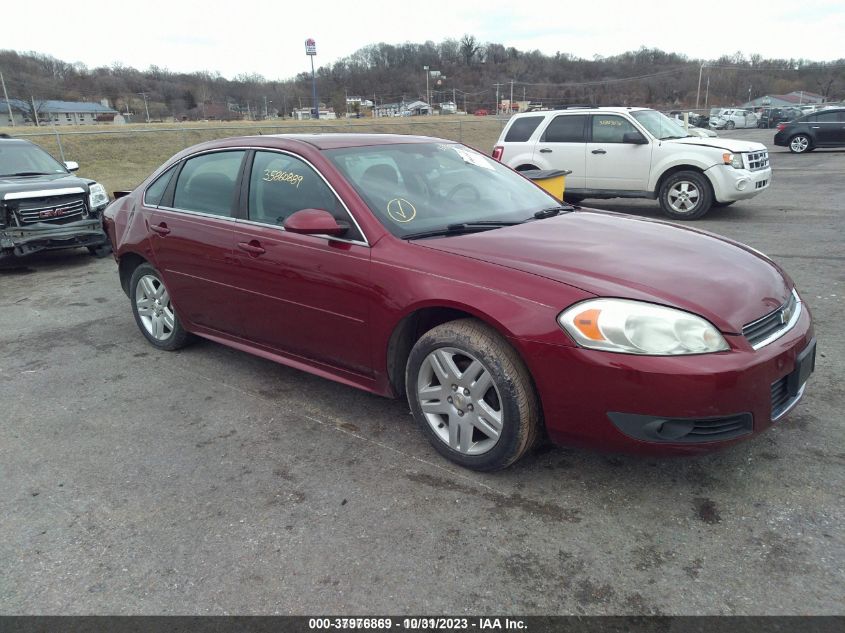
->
558;299;729;355
722;153;744;169
88;183;109;209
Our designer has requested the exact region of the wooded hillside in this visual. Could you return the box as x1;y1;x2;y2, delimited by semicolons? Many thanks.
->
1;37;843;119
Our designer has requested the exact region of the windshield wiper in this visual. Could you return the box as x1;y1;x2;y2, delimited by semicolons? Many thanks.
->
530;205;575;220
660;135;689;140
402;221;519;240
4;171;53;176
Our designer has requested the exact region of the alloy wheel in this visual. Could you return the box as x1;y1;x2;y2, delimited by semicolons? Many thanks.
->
790;136;809;153
416;347;503;455
135;274;175;341
667;181;701;214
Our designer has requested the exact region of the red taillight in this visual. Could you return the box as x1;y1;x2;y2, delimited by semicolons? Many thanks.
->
776;123;786;131
492;146;504;161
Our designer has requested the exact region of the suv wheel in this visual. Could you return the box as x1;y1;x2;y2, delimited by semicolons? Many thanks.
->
406;319;540;471
129;263;191;351
658;171;713;220
725;120;736;130
789;135;812;154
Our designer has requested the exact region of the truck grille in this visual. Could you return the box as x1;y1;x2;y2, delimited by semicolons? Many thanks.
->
742;291;800;349
15;195;87;225
745;150;769;171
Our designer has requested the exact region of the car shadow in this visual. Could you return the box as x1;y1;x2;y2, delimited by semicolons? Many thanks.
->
0;248;98;275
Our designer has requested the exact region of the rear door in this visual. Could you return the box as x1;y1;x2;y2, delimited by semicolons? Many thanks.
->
584;114;652;191
148;150;246;335
532;114;588;189
809;111;844;144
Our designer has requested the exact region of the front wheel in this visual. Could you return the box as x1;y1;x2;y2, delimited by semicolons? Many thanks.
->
129;263;191;351
406;319;540;471
789;135;812;154
658;171;713;220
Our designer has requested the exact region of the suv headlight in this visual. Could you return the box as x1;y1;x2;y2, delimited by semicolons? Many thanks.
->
558;299;729;355
722;153;744;169
88;183;109;209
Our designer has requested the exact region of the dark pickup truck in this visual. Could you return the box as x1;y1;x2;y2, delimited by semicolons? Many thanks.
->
0;135;110;265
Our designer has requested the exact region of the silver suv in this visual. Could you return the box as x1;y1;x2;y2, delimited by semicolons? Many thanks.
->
493;107;772;220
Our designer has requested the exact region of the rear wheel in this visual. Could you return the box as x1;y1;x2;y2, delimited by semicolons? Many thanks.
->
725;120;736;130
658;171;713;220
406;319;540;471
129;263;191;351
789;135;812;154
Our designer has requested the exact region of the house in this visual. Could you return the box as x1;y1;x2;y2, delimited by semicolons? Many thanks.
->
0;98;118;126
373;100;430;117
292;108;337;120
743;91;828;109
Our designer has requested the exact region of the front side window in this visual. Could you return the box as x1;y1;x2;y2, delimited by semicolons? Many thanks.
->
591;115;640;143
631;110;688;140
172;151;245;216
247;151;359;238
542;115;587;143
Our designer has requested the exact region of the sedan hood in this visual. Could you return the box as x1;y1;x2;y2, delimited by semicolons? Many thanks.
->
419;211;790;334
668;136;765;153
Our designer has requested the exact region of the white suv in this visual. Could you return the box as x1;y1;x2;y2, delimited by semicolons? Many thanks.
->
492;107;772;220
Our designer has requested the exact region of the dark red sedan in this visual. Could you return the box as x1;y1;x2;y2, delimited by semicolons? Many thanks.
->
104;134;815;470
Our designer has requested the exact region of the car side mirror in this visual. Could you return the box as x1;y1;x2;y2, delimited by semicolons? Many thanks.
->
64;161;79;172
623;132;648;145
283;208;348;237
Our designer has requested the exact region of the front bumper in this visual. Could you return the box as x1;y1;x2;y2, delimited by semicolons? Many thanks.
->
0;216;108;262
707;164;772;203
519;304;814;455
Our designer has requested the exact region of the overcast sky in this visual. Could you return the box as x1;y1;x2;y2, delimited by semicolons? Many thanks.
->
3;0;843;80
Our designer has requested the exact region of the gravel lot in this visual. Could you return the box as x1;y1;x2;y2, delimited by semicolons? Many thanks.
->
1;129;842;615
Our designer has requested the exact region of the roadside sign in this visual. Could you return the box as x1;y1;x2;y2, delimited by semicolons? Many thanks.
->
305;39;317;56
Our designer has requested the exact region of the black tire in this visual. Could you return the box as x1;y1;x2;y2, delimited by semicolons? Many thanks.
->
128;262;191;351
712;200;736;208
658;170;713;220
88;243;112;258
725;120;735;130
405;319;540;471
788;134;812;154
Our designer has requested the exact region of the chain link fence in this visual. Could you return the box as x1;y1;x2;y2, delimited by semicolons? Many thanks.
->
6;118;508;194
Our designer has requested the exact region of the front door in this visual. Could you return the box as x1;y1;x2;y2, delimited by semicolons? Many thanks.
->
584;114;652;191
231;150;373;376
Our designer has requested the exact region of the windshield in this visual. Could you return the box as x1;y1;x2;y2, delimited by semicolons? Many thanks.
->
631;110;691;140
325;142;561;238
0;142;68;177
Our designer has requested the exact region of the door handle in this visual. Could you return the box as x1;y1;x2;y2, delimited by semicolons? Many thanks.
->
238;241;266;256
539;148;553;153
150;223;170;235
591;149;607;155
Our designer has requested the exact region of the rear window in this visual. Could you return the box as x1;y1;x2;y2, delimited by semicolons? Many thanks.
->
504;116;544;142
541;115;588;143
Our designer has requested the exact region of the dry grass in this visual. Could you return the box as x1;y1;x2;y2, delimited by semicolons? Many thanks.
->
0;116;505;195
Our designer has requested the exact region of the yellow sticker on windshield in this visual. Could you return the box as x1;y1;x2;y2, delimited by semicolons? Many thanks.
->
387;198;417;223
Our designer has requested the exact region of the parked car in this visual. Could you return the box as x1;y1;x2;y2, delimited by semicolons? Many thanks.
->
773;107;845;153
104;133;814;470
709;109;759;130
492;107;771;219
0;135;110;264
473;109;489;116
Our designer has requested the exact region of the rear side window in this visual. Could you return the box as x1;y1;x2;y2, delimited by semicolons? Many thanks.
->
542;115;588;143
172;151;245;217
812;111;840;123
143;166;176;207
505;116;544;142
591;115;639;143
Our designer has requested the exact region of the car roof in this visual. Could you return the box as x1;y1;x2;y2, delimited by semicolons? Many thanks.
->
263;133;456;150
512;106;652;117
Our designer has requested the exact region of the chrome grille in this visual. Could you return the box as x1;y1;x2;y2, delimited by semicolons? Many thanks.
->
743;291;800;349
16;195;87;225
745;150;769;171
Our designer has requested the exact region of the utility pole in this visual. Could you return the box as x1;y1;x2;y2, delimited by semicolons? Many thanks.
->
138;92;150;123
423;65;430;113
494;83;504;115
30;96;40;127
509;80;514;114
1;71;15;126
264;95;268;119
695;63;707;111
